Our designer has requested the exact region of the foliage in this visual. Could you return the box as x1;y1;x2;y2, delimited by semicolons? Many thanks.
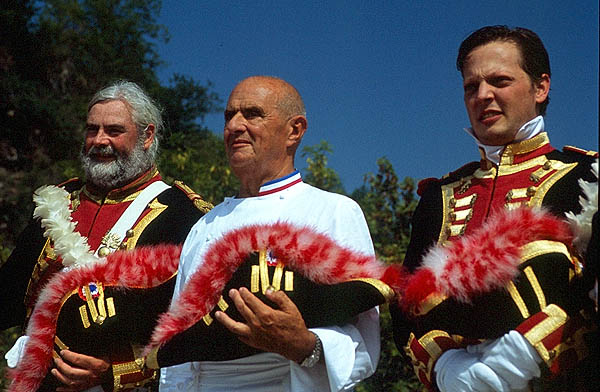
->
0;2;222;387
301;140;345;194
1;2;424;391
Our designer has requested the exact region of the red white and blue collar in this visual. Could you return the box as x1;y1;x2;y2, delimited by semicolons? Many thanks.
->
258;170;303;196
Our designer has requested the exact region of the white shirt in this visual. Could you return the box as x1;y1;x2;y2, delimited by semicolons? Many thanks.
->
160;172;380;392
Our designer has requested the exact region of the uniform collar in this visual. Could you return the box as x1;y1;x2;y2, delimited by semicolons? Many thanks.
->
465;116;545;167
83;166;161;204
257;170;303;196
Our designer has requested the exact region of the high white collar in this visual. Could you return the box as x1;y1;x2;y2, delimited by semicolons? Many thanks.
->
464;116;545;166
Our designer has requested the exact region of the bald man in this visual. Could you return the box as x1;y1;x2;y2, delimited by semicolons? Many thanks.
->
158;76;381;391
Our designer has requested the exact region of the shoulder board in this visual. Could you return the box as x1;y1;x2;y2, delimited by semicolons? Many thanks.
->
563;145;598;158
57;177;83;192
173;181;213;213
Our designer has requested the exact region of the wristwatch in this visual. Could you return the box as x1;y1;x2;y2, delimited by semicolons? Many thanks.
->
300;332;322;367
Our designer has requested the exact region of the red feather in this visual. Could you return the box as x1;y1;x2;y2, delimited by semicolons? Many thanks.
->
400;207;572;313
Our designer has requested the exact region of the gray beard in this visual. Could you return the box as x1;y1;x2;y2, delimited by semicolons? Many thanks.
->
80;139;154;192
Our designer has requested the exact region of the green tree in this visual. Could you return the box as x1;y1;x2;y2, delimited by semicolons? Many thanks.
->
301;140;345;194
354;158;421;392
0;1;223;386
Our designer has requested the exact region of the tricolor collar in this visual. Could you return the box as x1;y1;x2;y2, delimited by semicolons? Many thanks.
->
257;170;303;196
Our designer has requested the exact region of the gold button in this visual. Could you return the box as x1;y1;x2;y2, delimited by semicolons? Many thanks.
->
126;229;135;238
98;247;110;257
505;190;513;202
119;243;127;250
449;212;456;221
543;161;552;170
527;186;536;197
449;198;456;207
548;349;556;359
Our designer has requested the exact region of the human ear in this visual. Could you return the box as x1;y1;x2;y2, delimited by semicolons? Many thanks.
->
534;74;550;104
143;124;156;150
286;115;307;147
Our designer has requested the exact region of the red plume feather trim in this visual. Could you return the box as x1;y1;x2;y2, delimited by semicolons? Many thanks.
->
8;245;181;392
401;207;572;312
145;222;388;353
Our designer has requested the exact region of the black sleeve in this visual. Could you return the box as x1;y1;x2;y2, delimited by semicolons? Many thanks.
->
403;184;443;272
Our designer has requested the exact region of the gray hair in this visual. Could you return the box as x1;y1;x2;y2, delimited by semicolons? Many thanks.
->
88;80;163;160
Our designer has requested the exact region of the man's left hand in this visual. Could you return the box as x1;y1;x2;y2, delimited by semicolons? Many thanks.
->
52;350;110;392
215;287;316;363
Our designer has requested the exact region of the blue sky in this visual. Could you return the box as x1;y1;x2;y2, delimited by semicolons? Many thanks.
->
156;1;598;193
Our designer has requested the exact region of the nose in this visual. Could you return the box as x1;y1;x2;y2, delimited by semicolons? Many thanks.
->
90;128;111;147
225;111;247;133
476;82;494;101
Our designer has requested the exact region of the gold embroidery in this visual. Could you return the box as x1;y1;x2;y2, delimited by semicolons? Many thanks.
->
272;262;284;291
112;359;143;376
70;189;81;212
524;266;546;310
217;296;228;312
506;281;530;319
498;156;548;176
418;330;455;377
439;184;456;243
97;286;108;324
251;265;260;293
259;249;270;294
473;167;497;179
107;297;116;317
414;292;447;316
173;181;213;213
79;305;91;328
520;240;572;264
503;133;550;159
350;278;395;302
284;271;294;291
125;199;168;249
83;285;100;324
55;336;69;351
529;161;578;206
99;232;122;254
203;313;214;326
522;304;567;365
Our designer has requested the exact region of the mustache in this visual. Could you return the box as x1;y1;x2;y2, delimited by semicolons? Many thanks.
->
85;145;117;159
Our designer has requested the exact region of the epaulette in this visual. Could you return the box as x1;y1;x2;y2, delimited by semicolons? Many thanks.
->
173;181;213;213
563;146;598;158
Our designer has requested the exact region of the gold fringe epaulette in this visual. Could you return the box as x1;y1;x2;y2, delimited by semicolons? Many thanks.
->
173;181;213;213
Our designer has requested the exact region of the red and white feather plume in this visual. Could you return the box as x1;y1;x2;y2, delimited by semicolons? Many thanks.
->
145;221;390;352
8;245;181;392
399;207;573;312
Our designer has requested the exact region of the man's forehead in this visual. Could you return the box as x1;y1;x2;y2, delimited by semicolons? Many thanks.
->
226;83;278;109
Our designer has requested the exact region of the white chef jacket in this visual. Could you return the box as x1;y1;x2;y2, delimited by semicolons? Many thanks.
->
160;171;380;391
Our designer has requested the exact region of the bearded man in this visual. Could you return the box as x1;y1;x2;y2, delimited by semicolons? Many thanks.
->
1;80;211;391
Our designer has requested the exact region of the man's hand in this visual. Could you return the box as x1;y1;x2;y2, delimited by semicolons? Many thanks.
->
215;287;316;363
52;350;110;392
